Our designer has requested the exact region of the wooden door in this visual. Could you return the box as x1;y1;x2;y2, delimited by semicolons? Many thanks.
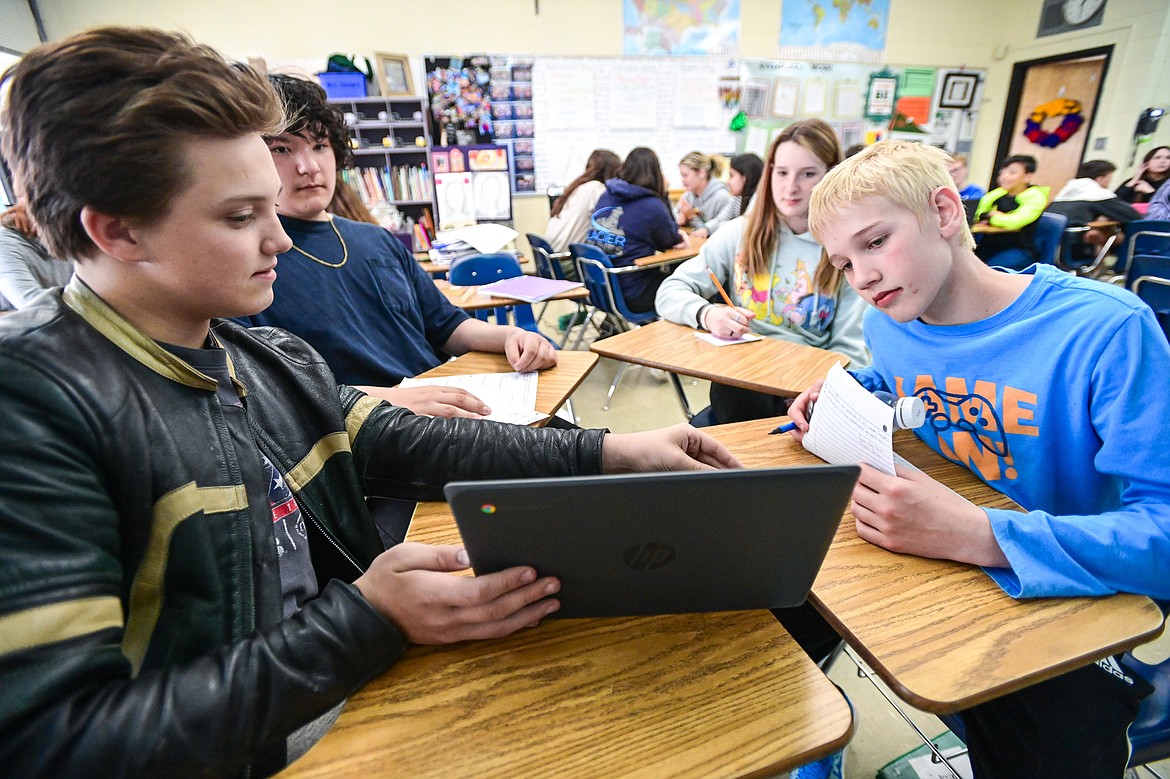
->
995;49;1111;197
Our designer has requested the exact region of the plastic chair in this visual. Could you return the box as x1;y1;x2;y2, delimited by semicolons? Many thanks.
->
1129;254;1170;343
569;243;693;418
526;233;588;347
1113;220;1170;280
447;252;544;338
983;212;1068;271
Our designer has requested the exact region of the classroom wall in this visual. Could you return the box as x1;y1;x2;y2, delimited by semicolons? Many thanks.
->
37;0;1170;240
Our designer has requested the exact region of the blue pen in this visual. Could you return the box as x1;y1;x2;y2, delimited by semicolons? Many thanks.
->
768;399;814;435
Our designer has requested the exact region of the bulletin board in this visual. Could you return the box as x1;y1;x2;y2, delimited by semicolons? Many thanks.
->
531;56;740;192
732;60;986;161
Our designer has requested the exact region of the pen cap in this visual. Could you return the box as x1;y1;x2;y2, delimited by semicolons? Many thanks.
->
873;391;926;430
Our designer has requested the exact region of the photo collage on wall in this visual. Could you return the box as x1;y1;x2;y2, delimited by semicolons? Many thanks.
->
490;56;536;193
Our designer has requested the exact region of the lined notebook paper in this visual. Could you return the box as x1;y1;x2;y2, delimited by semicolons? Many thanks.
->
801;363;899;475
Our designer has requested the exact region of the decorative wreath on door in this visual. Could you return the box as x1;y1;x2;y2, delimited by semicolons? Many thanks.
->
1023;98;1085;148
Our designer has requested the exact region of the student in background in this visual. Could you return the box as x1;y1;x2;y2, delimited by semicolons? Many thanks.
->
1116;145;1170;206
655;119;869;424
545;149;621;265
1047;159;1141;264
676;150;732;235
693;152;764;240
584;146;688;314
0;27;742;776
1147;171;1170;220
799;140;1169;778
238;74;556;420
0;202;74;310
972;154;1049;266
947;153;985;201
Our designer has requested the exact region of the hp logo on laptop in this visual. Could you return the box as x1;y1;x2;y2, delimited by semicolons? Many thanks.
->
623;543;676;571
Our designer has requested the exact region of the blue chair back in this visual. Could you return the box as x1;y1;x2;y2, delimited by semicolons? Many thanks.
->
525;233;567;281
1128;254;1170;342
983;212;1067;271
1126;651;1170;768
1116;219;1170;277
448;252;543;336
1033;212;1067;266
569;243;657;326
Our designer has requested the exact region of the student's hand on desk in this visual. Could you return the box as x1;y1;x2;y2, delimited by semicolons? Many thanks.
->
786;380;823;444
356;543;561;643
602;423;742;473
503;329;557;373
690;227;709;240
702;305;755;340
359;384;489;419
849;463;1010;568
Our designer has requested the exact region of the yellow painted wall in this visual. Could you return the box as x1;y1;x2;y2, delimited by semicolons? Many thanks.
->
36;0;1170;240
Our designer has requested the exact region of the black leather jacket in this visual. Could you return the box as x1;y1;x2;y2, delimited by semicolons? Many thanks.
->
0;279;605;777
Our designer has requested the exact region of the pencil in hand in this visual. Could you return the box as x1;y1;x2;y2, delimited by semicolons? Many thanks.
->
707;269;736;309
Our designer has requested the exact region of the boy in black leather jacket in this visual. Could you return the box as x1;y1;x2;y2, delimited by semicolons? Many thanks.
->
0;27;738;777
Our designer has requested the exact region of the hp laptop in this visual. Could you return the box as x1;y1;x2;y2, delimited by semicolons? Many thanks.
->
445;465;859;618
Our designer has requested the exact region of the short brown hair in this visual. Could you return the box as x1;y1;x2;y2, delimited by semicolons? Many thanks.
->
1;27;283;260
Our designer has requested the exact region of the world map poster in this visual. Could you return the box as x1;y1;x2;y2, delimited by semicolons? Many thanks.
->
623;0;741;56
779;0;889;64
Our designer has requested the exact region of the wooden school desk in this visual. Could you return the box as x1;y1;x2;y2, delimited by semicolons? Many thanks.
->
590;320;849;398
414;350;598;422
434;278;590;312
634;235;707;268
709;417;1167;714
278;510;853;779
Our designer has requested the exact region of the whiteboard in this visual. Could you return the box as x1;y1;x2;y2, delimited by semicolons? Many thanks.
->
533;56;738;191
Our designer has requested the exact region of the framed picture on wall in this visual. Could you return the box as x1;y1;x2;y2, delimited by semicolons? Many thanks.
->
375;52;414;97
939;72;979;110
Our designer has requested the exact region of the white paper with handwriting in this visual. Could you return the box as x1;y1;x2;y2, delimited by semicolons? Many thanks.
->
802;363;899;475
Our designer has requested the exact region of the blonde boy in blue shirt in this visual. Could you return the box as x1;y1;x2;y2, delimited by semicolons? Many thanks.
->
793;141;1170;778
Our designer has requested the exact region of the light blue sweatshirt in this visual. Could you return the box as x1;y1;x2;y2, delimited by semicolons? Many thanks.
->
852;264;1170;600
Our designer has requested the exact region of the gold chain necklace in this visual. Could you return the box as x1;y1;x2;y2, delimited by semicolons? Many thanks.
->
289;217;348;268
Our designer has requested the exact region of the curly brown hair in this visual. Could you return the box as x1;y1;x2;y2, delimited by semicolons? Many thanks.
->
265;73;353;171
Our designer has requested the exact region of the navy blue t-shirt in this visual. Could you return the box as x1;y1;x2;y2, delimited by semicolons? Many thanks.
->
237;215;468;386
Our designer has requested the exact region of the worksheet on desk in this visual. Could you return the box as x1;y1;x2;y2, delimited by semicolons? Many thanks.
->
802;363;898;475
397;372;548;426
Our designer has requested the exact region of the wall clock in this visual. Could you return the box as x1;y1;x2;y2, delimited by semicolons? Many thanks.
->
1037;0;1106;36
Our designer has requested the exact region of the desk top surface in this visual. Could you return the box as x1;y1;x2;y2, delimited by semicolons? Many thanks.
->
434;278;590;311
280;495;853;778
710;417;1166;712
635;235;707;267
415;351;598;419
590;320;848;397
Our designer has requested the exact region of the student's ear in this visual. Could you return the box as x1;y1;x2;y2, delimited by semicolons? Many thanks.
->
79;206;149;264
932;186;966;241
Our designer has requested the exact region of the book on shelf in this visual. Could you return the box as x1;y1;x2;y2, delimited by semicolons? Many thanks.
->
476;276;583;303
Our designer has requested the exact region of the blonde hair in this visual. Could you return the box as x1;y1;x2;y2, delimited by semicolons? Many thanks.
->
679;150;720;179
743;118;843;293
809;140;976;251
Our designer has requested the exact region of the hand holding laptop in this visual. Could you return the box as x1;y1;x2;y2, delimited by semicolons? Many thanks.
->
602;423;743;473
355;542;561;644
